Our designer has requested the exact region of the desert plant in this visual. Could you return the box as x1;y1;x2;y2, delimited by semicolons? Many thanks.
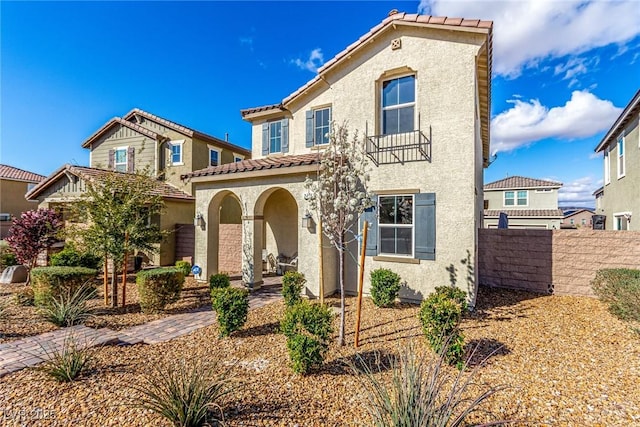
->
211;287;249;337
39;283;96;326
592;268;640;322
282;271;306;307
353;342;507;427
209;272;231;292
280;301;333;374
34;334;94;382
370;268;401;308
30;266;97;306
14;286;35;306
50;245;102;270
176;260;192;277
136;267;185;313
0;244;18;271
419;287;468;368
132;358;234;427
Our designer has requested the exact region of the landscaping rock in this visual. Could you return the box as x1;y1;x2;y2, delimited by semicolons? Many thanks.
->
0;265;27;284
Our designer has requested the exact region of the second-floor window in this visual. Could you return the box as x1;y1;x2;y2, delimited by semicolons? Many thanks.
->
382;75;415;135
604;147;610;184
269;121;282;153
261;118;289;155
114;148;127;172
314;107;331;145
170;140;184;165
617;136;625;178
209;147;220;167
504;190;527;206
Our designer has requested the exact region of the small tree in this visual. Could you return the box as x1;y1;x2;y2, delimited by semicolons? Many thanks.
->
304;123;370;346
69;170;165;307
6;209;63;283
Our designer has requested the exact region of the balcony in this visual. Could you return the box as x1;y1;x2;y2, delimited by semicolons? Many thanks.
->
365;127;431;166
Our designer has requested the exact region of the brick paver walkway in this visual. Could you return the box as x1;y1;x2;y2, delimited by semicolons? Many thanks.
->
0;277;282;377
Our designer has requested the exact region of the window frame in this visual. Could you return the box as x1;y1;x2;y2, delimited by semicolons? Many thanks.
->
617;135;625;179
208;146;221;167
380;74;416;136
313;107;331;145
504;190;528;207
604;146;611;185
613;212;631;230
170;140;184;166
114;146;128;172
269;120;282;154
233;153;245;162
377;194;415;258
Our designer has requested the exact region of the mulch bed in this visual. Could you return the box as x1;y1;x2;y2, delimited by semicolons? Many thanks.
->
1;285;639;425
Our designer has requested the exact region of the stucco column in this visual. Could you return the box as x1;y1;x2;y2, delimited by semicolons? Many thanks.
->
241;215;263;290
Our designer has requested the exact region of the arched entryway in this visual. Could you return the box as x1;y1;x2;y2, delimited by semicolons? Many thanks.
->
206;190;243;276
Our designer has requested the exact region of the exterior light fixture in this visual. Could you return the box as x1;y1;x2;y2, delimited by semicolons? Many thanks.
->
194;212;205;228
301;212;313;229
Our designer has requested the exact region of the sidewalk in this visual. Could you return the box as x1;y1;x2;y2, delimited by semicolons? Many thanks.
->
0;279;282;378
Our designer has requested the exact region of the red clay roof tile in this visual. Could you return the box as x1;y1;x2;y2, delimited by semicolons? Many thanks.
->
485;176;563;190
484;209;564;218
0;164;46;183
182;153;320;180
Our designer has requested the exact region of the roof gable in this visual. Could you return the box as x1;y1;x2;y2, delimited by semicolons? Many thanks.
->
485;176;563;190
81;117;160;148
595;89;640;153
0;164;45;183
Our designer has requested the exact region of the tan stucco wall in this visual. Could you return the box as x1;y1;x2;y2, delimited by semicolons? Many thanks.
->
158;200;195;266
484;188;559;210
601;116;640;229
263;189;298;260
485;217;561;229
0;178;40;219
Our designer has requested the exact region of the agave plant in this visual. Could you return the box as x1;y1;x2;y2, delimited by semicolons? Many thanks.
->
39;282;96;326
34;333;95;382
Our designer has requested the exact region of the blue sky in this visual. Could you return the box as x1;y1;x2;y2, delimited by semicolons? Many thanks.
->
2;1;639;207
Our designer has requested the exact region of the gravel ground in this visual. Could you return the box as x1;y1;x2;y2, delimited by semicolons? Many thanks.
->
0;277;211;343
1;286;639;426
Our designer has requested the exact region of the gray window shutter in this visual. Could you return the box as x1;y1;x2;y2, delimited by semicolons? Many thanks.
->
127;146;135;172
262;123;269;156
360;194;377;256
108;149;115;169
281;118;289;153
305;110;314;147
415;193;436;260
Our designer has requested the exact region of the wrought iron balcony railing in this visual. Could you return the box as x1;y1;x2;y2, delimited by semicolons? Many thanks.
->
365;126;431;166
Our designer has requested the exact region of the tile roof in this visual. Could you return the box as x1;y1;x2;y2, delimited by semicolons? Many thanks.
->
563;208;594;218
484;209;564;218
123;108;251;155
485;176;562;190
240;104;285;118
0;164;46;183
26;164;193;202
183;153;321;180
595;89;640;153
81;117;160;148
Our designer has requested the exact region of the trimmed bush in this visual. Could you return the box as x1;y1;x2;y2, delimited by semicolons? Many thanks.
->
282;271;306;307
31;266;97;306
280;301;333;374
592;268;640;322
209;273;231;293
14;286;35;306
136;267;185;314
0;245;18;271
211;287;249;337
50;245;101;270
370;268;401;308
419;286;468;368
175;260;192;277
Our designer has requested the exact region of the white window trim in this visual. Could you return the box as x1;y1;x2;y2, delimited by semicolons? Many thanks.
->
114;146;128;172
169;140;185;166
378;194;415;258
380;73;416;135
233;152;245;162
313;106;332;145
617;135;625;179
208;146;221;167
503;190;529;207
613;211;632;230
269;121;283;154
604;147;610;185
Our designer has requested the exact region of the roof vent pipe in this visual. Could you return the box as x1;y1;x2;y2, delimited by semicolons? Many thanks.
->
225;133;229;142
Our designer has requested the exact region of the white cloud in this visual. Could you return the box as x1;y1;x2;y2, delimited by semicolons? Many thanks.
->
292;48;324;73
558;176;600;206
491;90;622;154
419;0;640;77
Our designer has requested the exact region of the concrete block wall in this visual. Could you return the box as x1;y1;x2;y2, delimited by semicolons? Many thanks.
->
479;229;640;296
218;224;241;274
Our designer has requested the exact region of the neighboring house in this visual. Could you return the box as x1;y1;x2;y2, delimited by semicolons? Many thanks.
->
27;109;250;266
484;176;563;229
183;11;493;303
594;186;604;213
0;164;45;239
594;89;640;230
561;208;594;228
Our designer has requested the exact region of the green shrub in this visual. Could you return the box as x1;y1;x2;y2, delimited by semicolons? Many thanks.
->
34;334;94;382
132;358;233;427
209;273;231;293
175;260;192;277
0;245;18;271
354;343;506;427
592;268;640;322
282;271;306;307
370;268;401;308
14;286;35;306
136;267;185;313
280;301;333;374
211;287;249;337
31;266;97;306
50;245;102;270
40;283;96;326
419;286;468;368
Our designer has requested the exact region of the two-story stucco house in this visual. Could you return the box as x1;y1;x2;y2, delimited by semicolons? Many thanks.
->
183;11;493;303
594;89;640;230
27;108;250;266
484;176;563;229
0;164;45;239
